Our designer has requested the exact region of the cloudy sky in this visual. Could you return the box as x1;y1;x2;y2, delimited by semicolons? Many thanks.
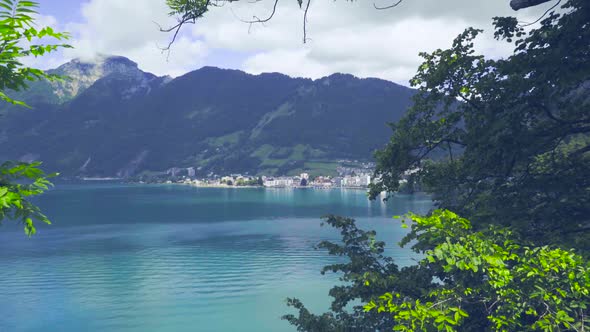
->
32;0;549;85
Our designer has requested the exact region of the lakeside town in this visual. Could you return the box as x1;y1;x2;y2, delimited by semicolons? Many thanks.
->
154;162;378;189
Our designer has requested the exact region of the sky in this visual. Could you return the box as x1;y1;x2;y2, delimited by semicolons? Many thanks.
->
30;0;550;85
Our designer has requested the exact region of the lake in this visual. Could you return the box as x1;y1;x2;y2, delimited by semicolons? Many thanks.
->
0;184;432;332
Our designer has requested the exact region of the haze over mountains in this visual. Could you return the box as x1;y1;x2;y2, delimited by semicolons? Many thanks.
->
0;56;415;178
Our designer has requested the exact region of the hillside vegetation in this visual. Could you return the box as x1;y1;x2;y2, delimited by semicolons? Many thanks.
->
0;56;414;177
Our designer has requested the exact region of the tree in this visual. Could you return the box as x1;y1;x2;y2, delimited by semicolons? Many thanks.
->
163;0;555;45
0;0;70;235
369;0;589;248
283;214;425;332
285;211;590;331
367;210;590;331
0;0;70;106
300;177;308;186
284;0;589;330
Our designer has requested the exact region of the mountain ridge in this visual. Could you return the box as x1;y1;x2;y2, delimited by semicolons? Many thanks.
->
0;55;415;178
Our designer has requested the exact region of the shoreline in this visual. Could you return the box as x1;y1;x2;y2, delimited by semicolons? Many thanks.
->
73;179;375;191
163;182;371;191
65;180;426;195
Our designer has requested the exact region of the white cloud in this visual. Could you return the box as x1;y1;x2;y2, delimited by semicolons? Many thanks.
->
244;49;329;79
30;0;551;83
61;0;208;76
190;0;547;84
34;13;59;29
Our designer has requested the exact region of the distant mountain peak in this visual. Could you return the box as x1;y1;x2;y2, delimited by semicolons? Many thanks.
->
56;55;139;74
45;55;158;102
98;55;139;67
59;54;149;76
0;55;163;107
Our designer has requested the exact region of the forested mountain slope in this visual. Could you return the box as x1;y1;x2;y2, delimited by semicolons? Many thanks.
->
0;56;414;177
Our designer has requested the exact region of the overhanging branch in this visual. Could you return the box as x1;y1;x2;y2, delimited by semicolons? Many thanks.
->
510;0;553;10
161;0;558;49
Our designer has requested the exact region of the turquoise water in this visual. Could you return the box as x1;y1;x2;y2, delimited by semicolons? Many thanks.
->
0;184;432;332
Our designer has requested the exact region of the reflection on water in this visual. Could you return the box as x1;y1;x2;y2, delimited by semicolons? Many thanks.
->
0;184;432;332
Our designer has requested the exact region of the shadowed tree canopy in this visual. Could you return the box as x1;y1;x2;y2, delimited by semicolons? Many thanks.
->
279;0;589;330
368;0;589;248
163;0;555;45
284;211;590;331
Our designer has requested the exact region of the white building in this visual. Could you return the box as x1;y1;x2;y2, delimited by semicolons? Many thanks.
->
342;174;372;187
264;177;294;187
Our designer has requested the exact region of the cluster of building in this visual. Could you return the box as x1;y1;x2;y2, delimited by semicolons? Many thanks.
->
176;170;375;189
142;161;425;192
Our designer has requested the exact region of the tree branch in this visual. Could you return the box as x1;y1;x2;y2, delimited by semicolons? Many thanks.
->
510;0;553;11
518;0;561;27
374;0;402;10
303;0;312;43
242;0;280;24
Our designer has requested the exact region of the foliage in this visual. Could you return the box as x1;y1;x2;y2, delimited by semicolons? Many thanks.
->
0;161;55;236
1;0;69;235
285;211;590;331
369;0;590;247
283;214;437;331
167;0;209;17
365;210;590;331
234;178;263;186
285;1;590;331
0;0;70;106
163;0;314;45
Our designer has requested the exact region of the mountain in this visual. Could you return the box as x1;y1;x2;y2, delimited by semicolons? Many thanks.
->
6;55;170;106
0;56;415;178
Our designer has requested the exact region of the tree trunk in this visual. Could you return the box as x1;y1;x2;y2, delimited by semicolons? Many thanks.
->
510;0;553;10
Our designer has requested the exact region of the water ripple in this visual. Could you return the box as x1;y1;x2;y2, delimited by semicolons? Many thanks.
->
0;185;430;332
